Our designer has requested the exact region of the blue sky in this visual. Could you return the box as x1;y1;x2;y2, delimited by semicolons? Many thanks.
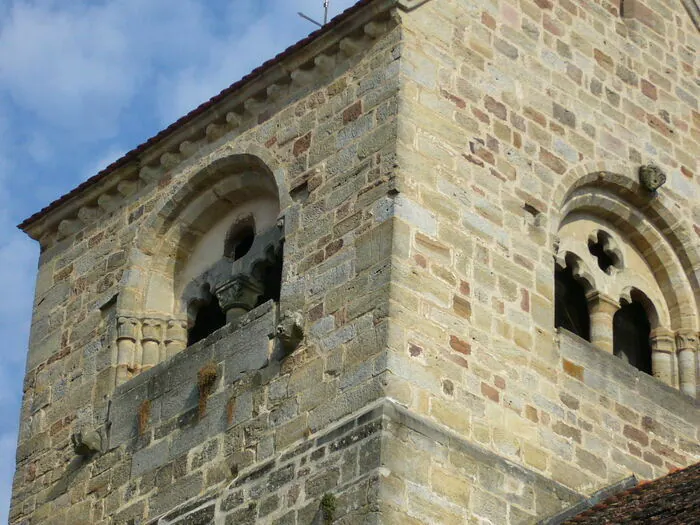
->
0;0;358;520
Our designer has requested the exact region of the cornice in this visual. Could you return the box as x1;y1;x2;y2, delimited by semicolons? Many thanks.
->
20;0;409;248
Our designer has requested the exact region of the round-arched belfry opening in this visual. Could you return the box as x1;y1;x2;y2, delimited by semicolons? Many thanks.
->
552;169;699;397
114;153;286;385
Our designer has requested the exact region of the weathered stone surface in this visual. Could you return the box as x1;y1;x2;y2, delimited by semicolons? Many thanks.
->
10;0;700;524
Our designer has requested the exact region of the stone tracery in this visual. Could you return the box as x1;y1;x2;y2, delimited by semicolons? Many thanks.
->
554;171;699;397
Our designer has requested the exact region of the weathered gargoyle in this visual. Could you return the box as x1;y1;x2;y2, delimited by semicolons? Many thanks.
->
277;310;304;354
639;163;666;192
71;429;102;456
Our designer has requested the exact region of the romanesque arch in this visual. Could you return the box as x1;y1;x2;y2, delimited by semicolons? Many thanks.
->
113;152;287;385
551;166;699;397
551;164;700;321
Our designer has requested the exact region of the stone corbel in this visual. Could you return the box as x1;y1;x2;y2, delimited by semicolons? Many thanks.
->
364;21;388;38
139;165;162;184
97;193;120;213
267;84;285;101
277;311;304;354
675;330;698;398
57;219;83;238
179;140;198;158
291;69;315;87
244;98;265;115
226;111;242;129
339;37;362;57
71;429;103;456
314;54;336;73
117;179;138;197
205;123;227;142
77;206;100;223
160;152;181;169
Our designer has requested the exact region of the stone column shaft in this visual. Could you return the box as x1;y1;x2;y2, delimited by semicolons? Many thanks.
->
586;292;619;354
165;320;188;360
116;317;139;386
141;320;162;372
650;328;675;387
676;331;698;398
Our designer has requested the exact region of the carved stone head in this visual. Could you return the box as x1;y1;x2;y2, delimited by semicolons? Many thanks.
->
71;430;102;456
639;163;666;192
277;310;304;354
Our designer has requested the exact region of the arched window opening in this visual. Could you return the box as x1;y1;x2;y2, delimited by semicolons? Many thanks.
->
587;230;621;274
187;286;227;346
613;300;653;375
555;264;591;341
225;216;256;261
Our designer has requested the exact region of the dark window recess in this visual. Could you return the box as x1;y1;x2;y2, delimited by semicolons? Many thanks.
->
555;265;590;341
613;301;652;374
188;294;227;346
233;227;255;260
588;231;619;273
225;216;256;261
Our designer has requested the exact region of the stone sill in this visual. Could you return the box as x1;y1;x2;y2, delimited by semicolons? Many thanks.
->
557;328;700;415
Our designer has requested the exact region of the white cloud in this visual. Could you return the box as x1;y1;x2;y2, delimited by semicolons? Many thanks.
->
0;113;33;525
0;2;134;137
156;0;359;123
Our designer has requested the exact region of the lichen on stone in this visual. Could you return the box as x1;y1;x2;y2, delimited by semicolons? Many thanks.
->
197;362;218;418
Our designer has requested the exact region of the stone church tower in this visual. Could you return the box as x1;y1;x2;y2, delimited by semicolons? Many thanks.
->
11;0;700;523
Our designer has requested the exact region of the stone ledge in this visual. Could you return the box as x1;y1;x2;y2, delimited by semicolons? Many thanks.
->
558;329;700;419
113;300;275;398
141;398;586;524
144;398;388;524
381;400;584;506
108;303;277;449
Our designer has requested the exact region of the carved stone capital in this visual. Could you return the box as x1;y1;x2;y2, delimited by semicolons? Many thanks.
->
676;331;699;353
142;319;162;342
165;319;188;344
117;317;139;340
585;291;619;313
650;328;675;354
215;275;264;313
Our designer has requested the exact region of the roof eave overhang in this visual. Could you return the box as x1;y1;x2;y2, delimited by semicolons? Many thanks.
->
20;0;431;242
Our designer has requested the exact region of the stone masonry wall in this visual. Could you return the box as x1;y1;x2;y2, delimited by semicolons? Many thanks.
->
386;0;700;518
11;19;402;523
12;0;700;523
